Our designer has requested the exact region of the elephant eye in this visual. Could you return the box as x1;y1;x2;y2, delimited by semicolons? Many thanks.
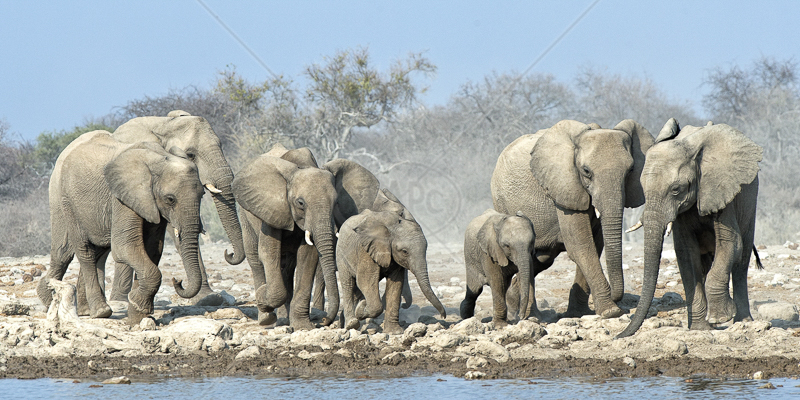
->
670;185;682;196
296;198;305;209
186;152;195;160
165;195;177;206
581;166;592;178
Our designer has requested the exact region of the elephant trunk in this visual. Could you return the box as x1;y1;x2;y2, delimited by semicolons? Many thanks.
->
599;202;625;303
172;210;203;298
209;168;246;265
516;253;532;320
616;207;665;338
313;224;339;326
409;259;446;318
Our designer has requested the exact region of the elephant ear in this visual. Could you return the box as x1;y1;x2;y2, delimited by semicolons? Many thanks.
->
232;155;297;231
167;146;189;159
613;119;655;208
104;148;161;224
323;159;380;227
353;212;392;268
167;110;191;117
374;188;417;222
477;217;509;267
281;147;319;168
684;124;763;216
655;118;681;144
530;120;592;210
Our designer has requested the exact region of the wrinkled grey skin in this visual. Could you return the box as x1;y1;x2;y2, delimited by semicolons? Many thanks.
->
38;131;204;325
233;145;381;330
460;209;535;327
337;209;446;334
617;119;763;338
491;119;653;318
109;110;245;302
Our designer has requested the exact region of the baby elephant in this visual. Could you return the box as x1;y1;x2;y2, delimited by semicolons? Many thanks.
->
337;209;446;334
461;209;536;327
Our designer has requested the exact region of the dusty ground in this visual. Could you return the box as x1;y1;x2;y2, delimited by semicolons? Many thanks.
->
2;239;800;381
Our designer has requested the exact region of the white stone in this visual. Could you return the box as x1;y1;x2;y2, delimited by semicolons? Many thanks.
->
449;277;461;285
466;356;488;369
451;317;485;335
758;302;799;322
161;317;233;349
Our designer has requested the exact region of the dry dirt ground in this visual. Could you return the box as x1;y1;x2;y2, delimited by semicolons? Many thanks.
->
1;239;800;381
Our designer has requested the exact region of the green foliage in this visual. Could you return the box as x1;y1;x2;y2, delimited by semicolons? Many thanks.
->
30;123;113;173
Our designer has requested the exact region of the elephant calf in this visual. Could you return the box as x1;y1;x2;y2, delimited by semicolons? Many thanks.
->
461;209;536;327
337;209;446;334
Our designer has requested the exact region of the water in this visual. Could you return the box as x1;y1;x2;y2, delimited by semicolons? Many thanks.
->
1;375;798;399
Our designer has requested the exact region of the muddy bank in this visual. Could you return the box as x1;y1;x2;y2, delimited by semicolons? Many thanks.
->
2;242;800;380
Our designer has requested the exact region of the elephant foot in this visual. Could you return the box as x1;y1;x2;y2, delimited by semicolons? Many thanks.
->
344;318;360;330
598;304;624;319
383;322;404;335
563;303;594;319
90;302;113;319
491;318;509;329
77;300;91;317
127;305;149;326
290;318;316;331
258;310;277;326
707;295;737;325
459;300;475;320
690;319;713;330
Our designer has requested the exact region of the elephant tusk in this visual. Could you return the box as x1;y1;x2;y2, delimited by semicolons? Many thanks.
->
595;208;601;219
336;232;339;238
665;221;673;237
625;221;643;233
305;230;314;246
204;183;223;194
174;228;180;240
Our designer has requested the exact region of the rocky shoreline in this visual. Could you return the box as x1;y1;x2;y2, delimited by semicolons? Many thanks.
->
2;242;800;381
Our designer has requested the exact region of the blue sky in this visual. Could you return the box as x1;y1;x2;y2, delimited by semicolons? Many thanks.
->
1;1;797;140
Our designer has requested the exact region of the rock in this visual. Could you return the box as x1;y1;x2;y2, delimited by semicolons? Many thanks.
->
102;376;131;384
209;308;247;320
623;357;636;368
660;338;688;355
161;318;233;350
451;317;485;335
297;350;322;360
0;300;30;316
466;356;488;369
753;371;764;379
139;317;157;331
460;340;510;363
758;382;776;390
757;302;799;322
335;348;353;358
194;293;224;307
464;371;486;380
234;346;261;360
403;323;427;339
658;292;684;308
418;315;439;325
434;333;466;348
290;329;343;346
22;274;33;283
501;320;546;343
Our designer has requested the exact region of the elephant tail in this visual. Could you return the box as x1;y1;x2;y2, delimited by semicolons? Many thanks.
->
752;247;764;270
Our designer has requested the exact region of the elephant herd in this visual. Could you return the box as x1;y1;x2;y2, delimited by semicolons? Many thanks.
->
35;110;763;340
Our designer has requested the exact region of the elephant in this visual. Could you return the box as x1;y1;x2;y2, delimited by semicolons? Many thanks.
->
491;119;653;319
460;209;536;327
616;119;763;338
232;146;385;329
108;110;245;302
337;209;446;334
38;130;205;324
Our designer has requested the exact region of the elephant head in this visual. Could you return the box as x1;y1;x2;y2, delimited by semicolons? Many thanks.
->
530;119;654;302
113;112;245;265
617;119;763;337
104;143;206;299
347;210;446;320
477;211;536;320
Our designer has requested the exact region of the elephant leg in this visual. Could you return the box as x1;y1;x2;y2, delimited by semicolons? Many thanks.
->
277;252;296;322
507;275;520;320
565;264;593;318
109;262;134;302
341;269;359;330
401;269;412;309
460;261;485;319
253;221;284;326
706;211;741;325
38;246;73;308
311;267;325;311
383;267;405;334
76;243;112;318
673;222;711;330
485;259;509;327
733;228;756;322
289;244;318;330
557;208;621;319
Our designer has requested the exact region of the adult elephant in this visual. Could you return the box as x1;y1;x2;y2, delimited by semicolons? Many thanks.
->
232;147;382;329
38;131;204;324
337;209;446;334
491;119;653;318
616;119;762;338
108;110;245;302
